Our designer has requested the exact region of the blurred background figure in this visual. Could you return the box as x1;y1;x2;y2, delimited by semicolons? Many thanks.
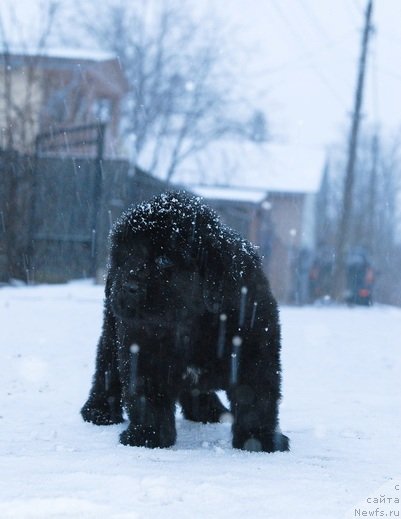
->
308;243;334;303
345;247;375;306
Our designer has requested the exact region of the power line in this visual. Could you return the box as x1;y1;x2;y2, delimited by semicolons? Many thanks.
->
297;0;333;44
269;0;349;107
378;66;401;82
352;0;364;14
260;28;356;78
344;0;362;29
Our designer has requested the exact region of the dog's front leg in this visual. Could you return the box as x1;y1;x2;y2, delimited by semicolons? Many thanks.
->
120;391;176;448
81;304;124;425
117;341;177;448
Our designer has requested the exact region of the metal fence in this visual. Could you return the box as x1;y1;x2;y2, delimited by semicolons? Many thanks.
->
0;127;170;283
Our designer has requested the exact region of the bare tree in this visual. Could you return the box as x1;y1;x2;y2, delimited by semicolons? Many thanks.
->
315;127;401;304
0;0;61;152
73;0;268;182
0;1;61;280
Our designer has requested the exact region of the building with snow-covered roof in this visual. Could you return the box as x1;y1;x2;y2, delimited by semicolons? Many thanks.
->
0;48;128;155
186;144;324;303
190;185;271;246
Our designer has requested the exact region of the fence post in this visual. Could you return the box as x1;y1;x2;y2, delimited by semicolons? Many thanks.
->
26;136;41;283
91;123;105;279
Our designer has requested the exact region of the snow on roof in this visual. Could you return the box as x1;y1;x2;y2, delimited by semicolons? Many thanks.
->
175;141;325;194
190;185;268;203
2;46;116;63
41;47;116;62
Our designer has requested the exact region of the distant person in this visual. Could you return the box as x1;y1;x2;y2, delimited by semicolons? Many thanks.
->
308;244;334;302
292;248;312;305
345;248;374;306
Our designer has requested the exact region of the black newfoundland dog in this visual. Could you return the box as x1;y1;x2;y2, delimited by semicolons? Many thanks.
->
81;191;289;452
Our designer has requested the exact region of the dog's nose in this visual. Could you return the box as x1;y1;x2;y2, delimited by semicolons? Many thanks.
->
125;280;139;294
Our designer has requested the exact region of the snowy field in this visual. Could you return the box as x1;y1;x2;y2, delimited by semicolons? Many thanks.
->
0;282;400;519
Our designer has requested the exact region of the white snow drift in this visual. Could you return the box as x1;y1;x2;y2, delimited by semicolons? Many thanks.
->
0;282;400;518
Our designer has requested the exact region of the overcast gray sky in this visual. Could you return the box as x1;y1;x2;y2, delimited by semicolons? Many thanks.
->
211;0;400;151
2;0;400;170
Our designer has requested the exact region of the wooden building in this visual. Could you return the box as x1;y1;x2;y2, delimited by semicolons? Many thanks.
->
0;48;128;156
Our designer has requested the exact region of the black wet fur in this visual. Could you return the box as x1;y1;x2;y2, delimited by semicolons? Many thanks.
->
81;191;289;452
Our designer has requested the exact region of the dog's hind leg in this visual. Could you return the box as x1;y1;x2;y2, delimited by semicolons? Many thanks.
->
179;390;229;424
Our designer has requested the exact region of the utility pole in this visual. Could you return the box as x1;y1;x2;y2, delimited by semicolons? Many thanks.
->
331;0;374;300
367;132;379;255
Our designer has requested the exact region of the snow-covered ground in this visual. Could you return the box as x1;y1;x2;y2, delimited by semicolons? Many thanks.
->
1;282;400;519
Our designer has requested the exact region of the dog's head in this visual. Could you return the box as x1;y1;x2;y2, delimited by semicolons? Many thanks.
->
107;191;260;322
108;233;205;321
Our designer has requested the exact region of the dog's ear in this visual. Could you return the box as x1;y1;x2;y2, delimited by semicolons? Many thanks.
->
105;272;113;298
109;234;129;268
196;241;226;314
198;228;252;314
202;273;224;314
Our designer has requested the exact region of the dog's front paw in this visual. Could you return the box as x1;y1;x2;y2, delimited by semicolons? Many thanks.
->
119;422;176;448
233;429;290;452
81;397;124;425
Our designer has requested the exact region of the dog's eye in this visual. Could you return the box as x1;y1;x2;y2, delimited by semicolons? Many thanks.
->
155;255;174;269
128;264;147;277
